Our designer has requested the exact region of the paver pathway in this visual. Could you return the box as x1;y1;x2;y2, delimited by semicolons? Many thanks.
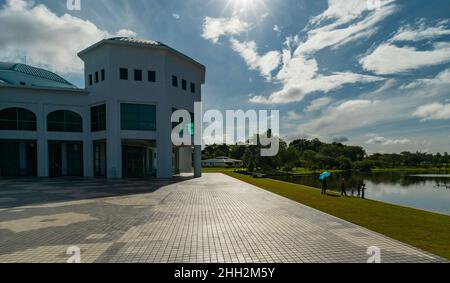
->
0;174;444;263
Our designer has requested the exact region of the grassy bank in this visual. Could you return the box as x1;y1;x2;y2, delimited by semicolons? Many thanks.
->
211;170;450;260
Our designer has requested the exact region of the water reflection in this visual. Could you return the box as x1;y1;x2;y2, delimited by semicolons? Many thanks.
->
273;172;450;216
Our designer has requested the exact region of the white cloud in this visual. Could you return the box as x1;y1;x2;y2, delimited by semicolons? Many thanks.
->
285;110;302;121
305;97;333;112
360;20;450;75
391;22;450;42
0;0;137;74
413;103;450;121
401;68;450;89
366;134;411;145
172;13;180;20
249;0;393;104
229;39;281;79
311;0;369;26
299;0;396;55
202;14;251;43
250;63;382;104
360;42;450;75
273;25;281;33
116;29;137;37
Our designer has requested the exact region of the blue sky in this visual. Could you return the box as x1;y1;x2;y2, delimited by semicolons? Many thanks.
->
1;0;449;153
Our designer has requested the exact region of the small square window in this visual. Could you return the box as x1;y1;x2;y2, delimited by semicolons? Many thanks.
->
148;71;156;82
134;69;142;81
120;68;128;80
89;74;93;85
172;76;178;87
190;82;196;93
101;69;105;81
182;79;187;90
95;72;99;83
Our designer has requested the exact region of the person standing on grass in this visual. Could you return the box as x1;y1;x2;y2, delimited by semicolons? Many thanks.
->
357;182;362;197
322;178;328;195
362;183;366;199
341;178;348;197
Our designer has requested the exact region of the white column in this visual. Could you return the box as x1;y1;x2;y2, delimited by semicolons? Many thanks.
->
107;101;122;179
156;104;173;179
179;147;193;173
37;103;48;177
83;108;93;177
61;143;68;176
19;142;27;175
194;145;202;178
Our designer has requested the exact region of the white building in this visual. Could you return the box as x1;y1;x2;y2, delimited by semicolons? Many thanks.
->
0;37;205;179
202;157;244;168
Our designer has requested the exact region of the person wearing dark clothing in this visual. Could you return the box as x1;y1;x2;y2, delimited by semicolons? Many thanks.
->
341;179;348;196
357;183;362;197
361;183;366;199
322;178;328;195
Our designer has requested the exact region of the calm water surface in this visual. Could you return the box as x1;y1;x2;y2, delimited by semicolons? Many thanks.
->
273;172;450;216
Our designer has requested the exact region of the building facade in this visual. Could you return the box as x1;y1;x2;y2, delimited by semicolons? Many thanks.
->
0;37;205;179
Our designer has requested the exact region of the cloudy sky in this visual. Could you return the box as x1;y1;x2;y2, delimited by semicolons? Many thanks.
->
1;0;449;153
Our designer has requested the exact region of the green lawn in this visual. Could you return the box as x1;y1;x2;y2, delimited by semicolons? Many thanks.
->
212;170;450;260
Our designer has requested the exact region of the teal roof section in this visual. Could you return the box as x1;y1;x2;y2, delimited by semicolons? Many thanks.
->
0;62;77;89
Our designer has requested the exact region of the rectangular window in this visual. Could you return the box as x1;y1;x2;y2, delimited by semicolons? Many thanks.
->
120;68;128;80
101;69;105;81
95;72;99;83
89;74;93;86
172;76;178;87
182;79;187;90
148;71;156;82
91;104;106;132
134;69;142;81
121;103;156;131
190;82;196;93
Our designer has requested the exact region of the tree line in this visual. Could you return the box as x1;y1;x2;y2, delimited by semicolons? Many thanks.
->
202;138;450;172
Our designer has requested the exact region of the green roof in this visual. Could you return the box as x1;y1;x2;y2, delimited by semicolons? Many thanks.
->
0;62;77;89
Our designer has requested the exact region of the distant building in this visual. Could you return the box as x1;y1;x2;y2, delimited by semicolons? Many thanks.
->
0;37;205;179
202;157;244;168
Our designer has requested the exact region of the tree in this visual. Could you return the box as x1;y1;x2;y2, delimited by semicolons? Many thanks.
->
355;160;374;172
336;156;352;170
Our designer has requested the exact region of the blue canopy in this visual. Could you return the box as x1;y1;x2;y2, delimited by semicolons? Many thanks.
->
319;172;332;180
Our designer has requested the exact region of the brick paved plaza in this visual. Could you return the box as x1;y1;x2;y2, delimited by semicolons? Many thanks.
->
0;174;444;263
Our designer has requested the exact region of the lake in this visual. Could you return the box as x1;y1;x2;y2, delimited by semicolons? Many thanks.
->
272;172;450;216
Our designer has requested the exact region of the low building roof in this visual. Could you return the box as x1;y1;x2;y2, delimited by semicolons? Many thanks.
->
0;62;77;89
202;157;244;163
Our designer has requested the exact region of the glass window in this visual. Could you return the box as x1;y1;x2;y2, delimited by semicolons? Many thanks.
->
47;110;83;132
120;68;128;80
172;76;178;87
95;72;99;83
134;69;142;81
121;104;156;131
190;82;196;93
91;104;106;132
148;70;156;82
89;74;93;86
0;108;37;131
182;79;187;90
101;69;105;81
